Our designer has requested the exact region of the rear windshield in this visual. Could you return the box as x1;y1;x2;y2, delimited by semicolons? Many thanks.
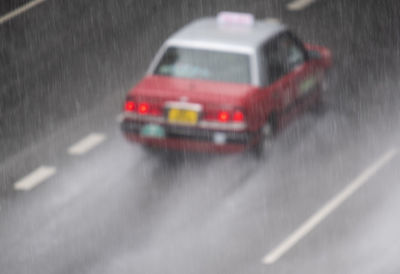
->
153;46;251;84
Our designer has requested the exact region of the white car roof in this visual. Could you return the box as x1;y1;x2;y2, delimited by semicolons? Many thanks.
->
165;17;287;53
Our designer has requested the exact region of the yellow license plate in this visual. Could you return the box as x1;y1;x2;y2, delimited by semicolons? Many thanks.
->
168;109;198;125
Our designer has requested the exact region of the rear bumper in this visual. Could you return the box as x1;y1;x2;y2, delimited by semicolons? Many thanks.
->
121;119;256;153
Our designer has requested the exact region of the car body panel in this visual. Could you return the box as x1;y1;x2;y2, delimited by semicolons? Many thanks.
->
121;13;332;153
129;76;257;107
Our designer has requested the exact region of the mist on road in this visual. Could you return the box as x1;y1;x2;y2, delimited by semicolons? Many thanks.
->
1;1;400;273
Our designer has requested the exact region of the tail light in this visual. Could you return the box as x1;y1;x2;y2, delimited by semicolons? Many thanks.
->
138;102;150;114
206;109;245;123
124;101;135;112
232;110;244;122
124;99;161;116
218;111;230;122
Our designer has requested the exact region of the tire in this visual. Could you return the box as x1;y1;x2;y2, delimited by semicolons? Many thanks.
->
310;92;325;115
252;114;278;158
311;78;328;115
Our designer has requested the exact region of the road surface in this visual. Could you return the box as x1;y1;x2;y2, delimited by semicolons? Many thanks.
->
1;0;400;273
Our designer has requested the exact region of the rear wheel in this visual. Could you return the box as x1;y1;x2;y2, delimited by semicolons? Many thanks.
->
310;92;325;115
311;78;328;115
252;114;278;158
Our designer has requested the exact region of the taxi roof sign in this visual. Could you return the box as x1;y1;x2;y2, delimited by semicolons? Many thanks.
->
217;11;255;27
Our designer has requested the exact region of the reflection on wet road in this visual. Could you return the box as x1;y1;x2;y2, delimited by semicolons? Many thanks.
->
1;0;400;273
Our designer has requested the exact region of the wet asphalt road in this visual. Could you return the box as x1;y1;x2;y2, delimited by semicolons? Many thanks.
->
1;0;400;273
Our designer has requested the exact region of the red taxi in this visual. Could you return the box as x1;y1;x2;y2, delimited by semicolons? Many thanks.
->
121;12;332;153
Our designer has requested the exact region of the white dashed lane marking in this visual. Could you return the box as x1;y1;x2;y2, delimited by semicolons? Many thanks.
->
262;148;398;264
0;0;47;25
14;166;56;191
68;133;106;155
286;0;315;11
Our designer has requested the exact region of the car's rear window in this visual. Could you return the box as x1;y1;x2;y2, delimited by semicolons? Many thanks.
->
154;47;251;84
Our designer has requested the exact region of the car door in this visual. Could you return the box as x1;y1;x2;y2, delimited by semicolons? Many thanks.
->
283;32;319;103
262;32;315;120
257;33;297;127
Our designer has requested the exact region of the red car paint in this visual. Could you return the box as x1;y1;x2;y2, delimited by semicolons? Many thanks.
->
121;44;332;153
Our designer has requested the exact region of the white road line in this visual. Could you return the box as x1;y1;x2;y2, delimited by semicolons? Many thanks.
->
262;148;398;265
0;0;47;25
286;0;315;11
68;133;106;155
14;166;56;191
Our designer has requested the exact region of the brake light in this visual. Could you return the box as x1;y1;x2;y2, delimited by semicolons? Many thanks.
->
125;101;135;112
232;110;244;122
206;109;245;123
218;111;230;122
138;102;150;114
125;99;161;116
